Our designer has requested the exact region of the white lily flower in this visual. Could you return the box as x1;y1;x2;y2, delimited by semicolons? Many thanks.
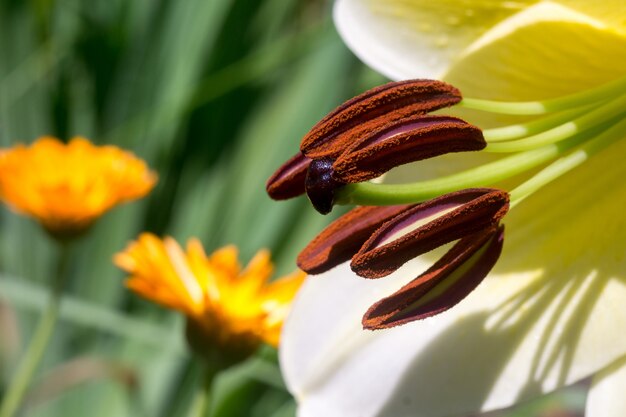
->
280;1;626;416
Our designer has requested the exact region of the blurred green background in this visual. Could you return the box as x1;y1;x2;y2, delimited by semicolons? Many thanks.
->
0;0;586;416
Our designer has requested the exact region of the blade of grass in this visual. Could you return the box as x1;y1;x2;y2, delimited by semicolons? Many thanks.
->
0;277;184;354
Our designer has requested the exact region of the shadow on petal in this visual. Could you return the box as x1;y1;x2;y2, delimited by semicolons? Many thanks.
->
374;267;611;417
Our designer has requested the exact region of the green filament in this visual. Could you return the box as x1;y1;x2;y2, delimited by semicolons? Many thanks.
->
335;122;610;206
510;117;626;206
459;73;626;115
332;75;626;211
483;107;589;143
484;93;626;152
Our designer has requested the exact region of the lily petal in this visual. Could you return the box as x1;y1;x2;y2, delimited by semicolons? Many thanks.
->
338;1;626;187
334;1;626;96
444;2;626;101
281;134;626;416
586;358;626;417
333;0;531;80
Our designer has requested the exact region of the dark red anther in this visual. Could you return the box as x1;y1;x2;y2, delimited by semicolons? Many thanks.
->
300;80;462;159
363;225;504;329
266;152;311;200
297;204;413;274
333;115;485;183
351;188;509;278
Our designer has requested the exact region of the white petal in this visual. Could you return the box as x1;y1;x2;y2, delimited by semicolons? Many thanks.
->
334;1;626;93
333;0;523;80
586;358;626;417
280;262;426;417
281;134;626;416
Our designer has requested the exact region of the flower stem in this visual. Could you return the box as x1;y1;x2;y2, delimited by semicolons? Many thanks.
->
459;74;626;115
0;243;71;417
187;365;218;417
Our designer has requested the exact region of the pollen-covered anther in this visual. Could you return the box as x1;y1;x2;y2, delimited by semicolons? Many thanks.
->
266;151;310;200
297;204;412;274
300;79;462;159
332;115;485;183
362;225;505;329
351;188;509;278
304;158;346;215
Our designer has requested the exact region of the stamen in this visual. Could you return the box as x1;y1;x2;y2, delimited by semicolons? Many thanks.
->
264;75;626;326
297;204;412;274
335;126;598;206
362;225;504;329
300;79;462;159
266;151;310;200
332;115;485;183
351;188;509;278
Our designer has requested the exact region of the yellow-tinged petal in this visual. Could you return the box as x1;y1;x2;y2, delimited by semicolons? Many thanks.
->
115;235;305;353
334;0;626;84
163;237;204;312
334;0;535;80
556;0;626;34
261;270;307;347
0;136;156;238
115;233;203;316
125;278;192;313
240;249;273;286
186;238;221;302
263;270;307;304
209;245;241;277
281;129;626;415
444;2;626;102
382;1;626;184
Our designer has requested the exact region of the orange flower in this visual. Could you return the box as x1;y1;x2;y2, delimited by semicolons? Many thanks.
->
0;136;157;238
114;233;305;355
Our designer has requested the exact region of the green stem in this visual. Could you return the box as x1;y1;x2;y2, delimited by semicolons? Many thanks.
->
187;366;218;417
509;117;626;207
484;93;626;152
0;244;71;417
459;73;626;115
336;129;595;206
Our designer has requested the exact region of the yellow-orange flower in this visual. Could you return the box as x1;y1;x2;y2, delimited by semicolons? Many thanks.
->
114;233;305;354
0;136;157;238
